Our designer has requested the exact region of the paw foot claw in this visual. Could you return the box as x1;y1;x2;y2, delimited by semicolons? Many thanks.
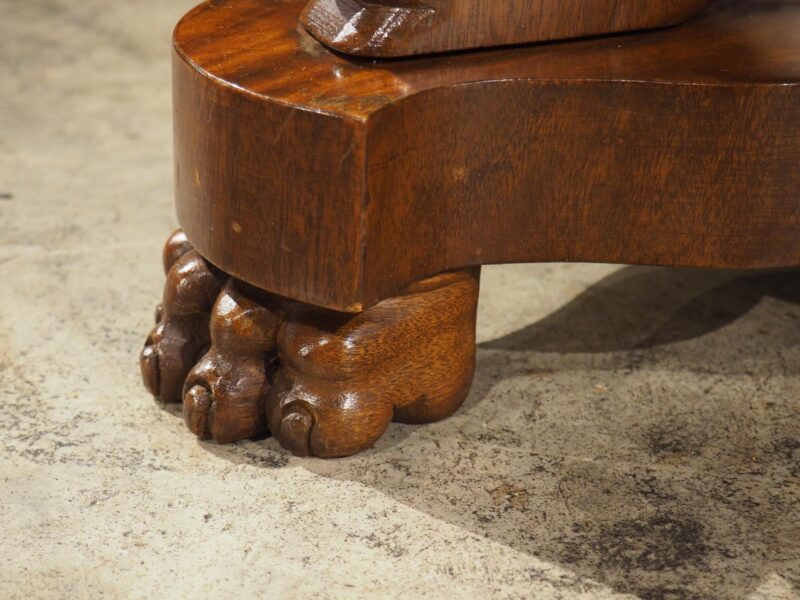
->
142;233;480;460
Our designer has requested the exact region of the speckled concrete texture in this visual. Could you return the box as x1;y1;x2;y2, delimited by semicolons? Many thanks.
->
1;1;799;599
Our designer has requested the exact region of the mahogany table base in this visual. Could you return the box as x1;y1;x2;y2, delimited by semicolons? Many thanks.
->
141;231;480;458
141;0;800;458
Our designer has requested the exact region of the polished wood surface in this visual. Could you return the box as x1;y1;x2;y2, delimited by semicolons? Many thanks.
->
141;230;223;403
173;0;800;313
143;231;480;457
151;0;800;458
302;0;716;57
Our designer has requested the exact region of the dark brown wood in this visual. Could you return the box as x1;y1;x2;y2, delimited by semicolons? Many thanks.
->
161;228;193;275
142;232;479;457
264;266;480;457
141;231;225;404
183;279;282;444
173;0;800;314
149;0;800;458
301;0;716;57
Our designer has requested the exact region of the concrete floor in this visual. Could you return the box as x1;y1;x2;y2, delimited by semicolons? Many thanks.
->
1;1;799;598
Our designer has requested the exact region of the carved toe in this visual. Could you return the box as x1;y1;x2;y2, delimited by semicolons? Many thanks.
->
181;358;272;444
162;229;193;274
140;318;209;403
180;281;282;444
265;370;393;459
275;404;314;457
140;344;160;397
183;383;213;440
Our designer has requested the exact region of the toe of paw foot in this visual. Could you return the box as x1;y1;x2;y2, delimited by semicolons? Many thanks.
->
181;361;270;444
265;375;393;459
140;343;161;398
183;383;214;439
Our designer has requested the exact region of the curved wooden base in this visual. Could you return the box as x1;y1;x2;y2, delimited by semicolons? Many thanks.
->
142;231;480;458
158;0;800;458
174;0;800;313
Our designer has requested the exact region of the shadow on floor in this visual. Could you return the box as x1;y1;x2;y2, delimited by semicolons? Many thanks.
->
204;266;800;599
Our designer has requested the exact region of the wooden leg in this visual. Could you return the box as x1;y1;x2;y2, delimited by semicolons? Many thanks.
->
141;235;480;458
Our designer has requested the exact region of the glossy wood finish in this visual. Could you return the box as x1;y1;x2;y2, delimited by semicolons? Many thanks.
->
174;0;800;314
301;0;716;57
266;266;479;457
141;230;224;403
142;231;480;457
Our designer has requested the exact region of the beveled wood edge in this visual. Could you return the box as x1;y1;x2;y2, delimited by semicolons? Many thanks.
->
171;36;371;124
300;0;717;58
300;0;436;58
172;23;800;125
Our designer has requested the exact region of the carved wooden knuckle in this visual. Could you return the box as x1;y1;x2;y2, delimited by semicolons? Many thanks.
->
277;309;381;380
140;247;223;403
162;228;193;274
182;281;281;444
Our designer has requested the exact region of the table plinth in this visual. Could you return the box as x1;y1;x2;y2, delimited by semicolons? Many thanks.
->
141;0;800;457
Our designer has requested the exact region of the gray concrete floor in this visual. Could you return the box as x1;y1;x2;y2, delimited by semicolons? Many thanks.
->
1;1;799;598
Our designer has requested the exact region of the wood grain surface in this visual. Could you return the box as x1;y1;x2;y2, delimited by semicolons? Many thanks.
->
142;232;479;457
301;0;716;57
173;0;800;312
141;231;224;403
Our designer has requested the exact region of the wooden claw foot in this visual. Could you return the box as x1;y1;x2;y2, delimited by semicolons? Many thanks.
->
266;268;481;458
140;230;223;403
142;233;480;457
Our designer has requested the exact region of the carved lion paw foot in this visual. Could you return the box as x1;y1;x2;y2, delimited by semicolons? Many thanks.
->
141;233;480;458
140;230;223;403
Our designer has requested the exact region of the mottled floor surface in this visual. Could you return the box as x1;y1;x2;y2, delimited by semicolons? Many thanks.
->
1;1;799;599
